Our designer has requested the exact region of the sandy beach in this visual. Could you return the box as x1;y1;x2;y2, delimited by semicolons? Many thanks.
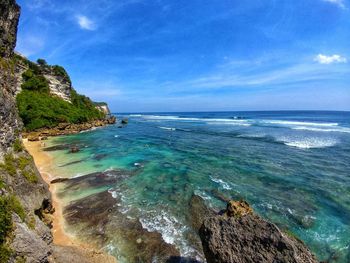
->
24;139;117;263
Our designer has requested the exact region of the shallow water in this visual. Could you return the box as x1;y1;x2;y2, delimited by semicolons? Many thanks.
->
46;111;350;262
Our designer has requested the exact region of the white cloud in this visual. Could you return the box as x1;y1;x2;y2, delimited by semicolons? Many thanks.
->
314;54;347;64
76;15;96;31
322;0;346;9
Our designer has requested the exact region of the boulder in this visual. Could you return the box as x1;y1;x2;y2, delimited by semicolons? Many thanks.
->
70;146;80;153
28;134;40;141
121;118;128;124
199;200;318;263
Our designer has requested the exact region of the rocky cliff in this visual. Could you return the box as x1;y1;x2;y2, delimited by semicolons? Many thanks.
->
0;1;115;262
199;200;318;263
0;1;54;262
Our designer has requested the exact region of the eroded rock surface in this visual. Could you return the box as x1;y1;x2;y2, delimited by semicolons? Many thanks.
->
199;200;318;263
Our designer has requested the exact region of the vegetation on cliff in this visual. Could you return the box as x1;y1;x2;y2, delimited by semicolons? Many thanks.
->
16;60;104;131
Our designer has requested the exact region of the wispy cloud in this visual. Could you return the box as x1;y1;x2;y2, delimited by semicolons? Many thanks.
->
314;54;347;64
322;0;346;9
76;15;96;31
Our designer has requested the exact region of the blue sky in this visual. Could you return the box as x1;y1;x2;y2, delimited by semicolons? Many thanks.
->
16;0;350;112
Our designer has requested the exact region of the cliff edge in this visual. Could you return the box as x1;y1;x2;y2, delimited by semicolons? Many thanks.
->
0;1;116;262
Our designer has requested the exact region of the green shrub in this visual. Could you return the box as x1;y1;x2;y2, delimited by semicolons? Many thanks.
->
13;139;24;153
0;244;12;263
52;65;71;84
37;59;47;66
21;69;50;93
0;195;26;262
22;171;38;184
18;157;29;171
17;89;104;131
0;154;16;176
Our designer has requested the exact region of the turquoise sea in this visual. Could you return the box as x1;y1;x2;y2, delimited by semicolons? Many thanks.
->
46;111;350;262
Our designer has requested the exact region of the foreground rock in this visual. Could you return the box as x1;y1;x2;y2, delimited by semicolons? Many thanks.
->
199;200;318;263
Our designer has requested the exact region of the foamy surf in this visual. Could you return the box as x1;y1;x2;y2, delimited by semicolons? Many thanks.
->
292;126;350;133
282;138;338;149
159;126;176;131
261;120;339;127
210;176;232;190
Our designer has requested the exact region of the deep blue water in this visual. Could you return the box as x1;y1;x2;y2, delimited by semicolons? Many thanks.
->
48;111;350;262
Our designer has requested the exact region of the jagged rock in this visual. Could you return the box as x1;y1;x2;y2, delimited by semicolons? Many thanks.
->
199;200;318;263
11;215;51;263
0;0;20;58
27;134;40;141
225;200;253;217
189;194;216;232
121;118;128;124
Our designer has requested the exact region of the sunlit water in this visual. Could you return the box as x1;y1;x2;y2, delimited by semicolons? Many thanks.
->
46;111;350;262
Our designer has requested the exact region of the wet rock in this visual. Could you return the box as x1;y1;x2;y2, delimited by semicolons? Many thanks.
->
121;118;128;124
93;153;108;161
210;189;231;203
50;177;69;184
70;146;80;153
64;191;180;262
43;144;71;151
199;200;318;263
189;194;216;232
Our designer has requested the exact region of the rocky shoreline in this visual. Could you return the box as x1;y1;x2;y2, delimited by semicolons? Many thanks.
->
23;116;116;141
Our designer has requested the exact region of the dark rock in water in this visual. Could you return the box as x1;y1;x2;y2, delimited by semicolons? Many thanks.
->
59;169;133;194
43;144;71;151
189;194;216;232
59;158;85;167
70;146;80;153
121;118;129;124
50;178;69;184
64;191;180;262
117;125;123;128
211;189;231;203
199;200;318;263
93;153;108;161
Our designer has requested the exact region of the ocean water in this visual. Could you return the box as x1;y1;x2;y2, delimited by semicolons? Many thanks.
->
46;111;350;262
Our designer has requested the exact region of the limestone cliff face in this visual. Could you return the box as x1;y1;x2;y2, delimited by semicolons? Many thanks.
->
94;102;111;115
14;54;73;102
1;1;54;262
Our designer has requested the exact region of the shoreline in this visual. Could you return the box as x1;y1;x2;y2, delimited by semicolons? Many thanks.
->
23;139;117;263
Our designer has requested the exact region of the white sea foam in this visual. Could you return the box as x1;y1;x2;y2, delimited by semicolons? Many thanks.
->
114;135;119;138
143;115;251;126
261;120;339;127
159;126;176;131
292;126;350;133
210;176;232;190
194;189;212;200
139;210;198;258
108;189;118;199
129;114;143;117
282;137;338;149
